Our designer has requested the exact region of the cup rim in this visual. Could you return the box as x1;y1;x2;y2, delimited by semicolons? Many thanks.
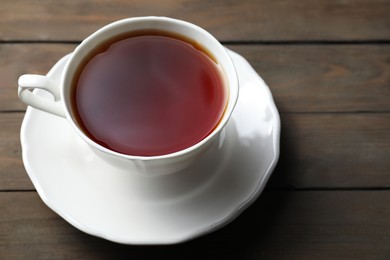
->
62;16;239;161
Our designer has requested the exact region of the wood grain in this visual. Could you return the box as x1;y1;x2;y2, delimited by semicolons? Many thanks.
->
269;113;390;189
1;191;389;259
230;44;390;113
1;0;390;41
2;112;389;191
2;44;390;112
0;44;75;112
0;113;31;190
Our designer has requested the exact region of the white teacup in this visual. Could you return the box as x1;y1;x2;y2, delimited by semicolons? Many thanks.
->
18;17;239;175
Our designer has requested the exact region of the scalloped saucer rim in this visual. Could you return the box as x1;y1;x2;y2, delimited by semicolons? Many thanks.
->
20;49;280;244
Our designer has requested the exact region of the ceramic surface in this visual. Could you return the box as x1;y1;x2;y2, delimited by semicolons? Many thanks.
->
19;17;240;175
20;49;280;244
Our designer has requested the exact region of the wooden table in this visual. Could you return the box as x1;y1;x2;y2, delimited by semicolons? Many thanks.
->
1;1;390;259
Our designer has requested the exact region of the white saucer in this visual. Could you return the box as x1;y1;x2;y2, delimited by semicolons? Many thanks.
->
20;49;280;245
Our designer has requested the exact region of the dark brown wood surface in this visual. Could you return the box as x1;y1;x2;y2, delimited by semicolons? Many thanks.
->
1;0;389;259
1;0;390;41
2;44;390;112
1;191;390;259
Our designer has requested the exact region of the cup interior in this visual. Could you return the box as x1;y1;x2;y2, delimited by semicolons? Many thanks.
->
62;17;238;159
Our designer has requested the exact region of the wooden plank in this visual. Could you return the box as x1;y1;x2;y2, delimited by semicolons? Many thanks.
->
0;113;32;190
1;113;389;190
1;0;390;41
1;191;389;259
0;44;75;112
2;44;390;112
229;44;390;113
269;113;390;189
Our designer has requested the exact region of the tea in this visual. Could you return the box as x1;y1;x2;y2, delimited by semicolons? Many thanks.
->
71;31;227;156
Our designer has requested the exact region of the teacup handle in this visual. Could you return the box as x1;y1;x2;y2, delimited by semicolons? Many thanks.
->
18;74;66;118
